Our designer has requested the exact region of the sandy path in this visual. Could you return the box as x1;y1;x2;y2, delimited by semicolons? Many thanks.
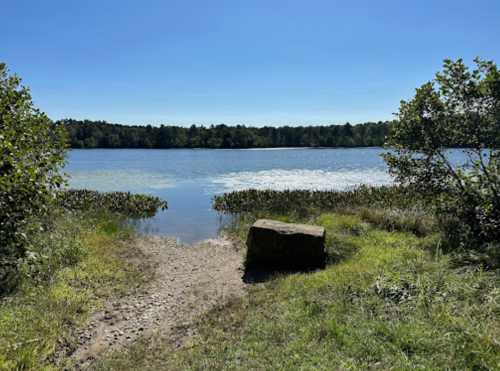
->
71;235;245;367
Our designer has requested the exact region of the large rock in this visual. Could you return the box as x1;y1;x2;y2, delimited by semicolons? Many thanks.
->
245;219;326;270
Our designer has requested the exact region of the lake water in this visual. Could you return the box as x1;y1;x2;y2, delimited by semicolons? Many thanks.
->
65;147;464;243
66;147;391;242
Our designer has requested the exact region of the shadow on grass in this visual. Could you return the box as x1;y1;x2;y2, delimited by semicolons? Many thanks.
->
242;266;324;283
241;238;358;284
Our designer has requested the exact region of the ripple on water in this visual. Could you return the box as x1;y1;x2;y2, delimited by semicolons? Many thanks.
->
210;168;393;193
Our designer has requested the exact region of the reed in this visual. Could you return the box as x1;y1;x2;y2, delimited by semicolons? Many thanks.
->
213;185;415;214
58;189;167;218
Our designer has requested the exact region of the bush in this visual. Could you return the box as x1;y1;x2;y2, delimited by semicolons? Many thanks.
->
0;63;67;293
384;58;500;255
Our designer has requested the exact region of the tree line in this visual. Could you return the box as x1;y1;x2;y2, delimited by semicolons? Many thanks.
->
60;119;391;149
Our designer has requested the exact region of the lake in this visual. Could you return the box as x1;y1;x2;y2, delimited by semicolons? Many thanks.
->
65;147;463;243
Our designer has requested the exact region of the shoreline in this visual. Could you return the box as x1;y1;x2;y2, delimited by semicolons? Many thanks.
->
68;235;246;369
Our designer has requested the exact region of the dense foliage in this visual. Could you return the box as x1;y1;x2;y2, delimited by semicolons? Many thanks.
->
384;58;500;257
62;119;390;148
0;63;67;293
58;189;167;218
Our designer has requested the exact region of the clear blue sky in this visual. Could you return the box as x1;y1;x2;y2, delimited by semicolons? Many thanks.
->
2;0;499;126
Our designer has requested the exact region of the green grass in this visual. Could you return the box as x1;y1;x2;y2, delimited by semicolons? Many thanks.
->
0;212;150;370
58;189;167;218
212;186;419;214
94;213;500;370
355;206;437;236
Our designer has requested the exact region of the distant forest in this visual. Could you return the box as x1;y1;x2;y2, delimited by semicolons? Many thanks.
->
60;119;391;149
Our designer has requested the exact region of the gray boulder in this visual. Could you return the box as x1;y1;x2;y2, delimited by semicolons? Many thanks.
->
245;219;326;270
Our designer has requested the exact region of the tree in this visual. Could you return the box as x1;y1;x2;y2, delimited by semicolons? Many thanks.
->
0;63;67;292
60;119;393;149
384;58;500;257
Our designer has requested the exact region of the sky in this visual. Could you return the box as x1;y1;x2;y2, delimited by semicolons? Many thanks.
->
2;0;500;126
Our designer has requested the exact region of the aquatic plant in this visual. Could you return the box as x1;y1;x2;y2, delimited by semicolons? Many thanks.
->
213;185;414;214
58;189;167;218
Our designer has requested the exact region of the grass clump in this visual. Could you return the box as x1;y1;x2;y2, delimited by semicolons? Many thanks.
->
356;206;437;236
213;185;416;214
0;211;150;370
58;189;167;218
93;212;499;370
213;186;438;239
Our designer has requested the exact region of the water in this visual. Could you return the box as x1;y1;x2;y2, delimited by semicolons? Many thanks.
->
65;147;466;243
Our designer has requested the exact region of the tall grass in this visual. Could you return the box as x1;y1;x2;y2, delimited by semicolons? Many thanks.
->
0;187;165;368
93;213;499;370
216;186;437;240
58;189;167;218
212;185;416;214
0;211;151;370
355;206;437;236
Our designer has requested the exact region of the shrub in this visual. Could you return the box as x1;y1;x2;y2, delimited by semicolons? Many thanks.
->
0;63;67;293
384;58;500;255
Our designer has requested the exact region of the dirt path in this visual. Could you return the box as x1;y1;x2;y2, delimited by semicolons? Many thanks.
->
71;235;246;367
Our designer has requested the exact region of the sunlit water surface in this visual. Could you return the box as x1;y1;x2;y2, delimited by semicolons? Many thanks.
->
66;148;466;243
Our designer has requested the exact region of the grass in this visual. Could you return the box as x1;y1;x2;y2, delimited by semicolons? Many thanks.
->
3;187;497;369
354;206;437;236
212;185;418;214
58;189;167;218
93;212;500;370
0;211;151;370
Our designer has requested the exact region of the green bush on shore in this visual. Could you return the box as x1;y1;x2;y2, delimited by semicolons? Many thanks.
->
384;58;500;254
0;63;67;294
1;62;168;295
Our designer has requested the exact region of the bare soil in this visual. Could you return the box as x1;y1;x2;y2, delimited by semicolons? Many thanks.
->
70;235;246;368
